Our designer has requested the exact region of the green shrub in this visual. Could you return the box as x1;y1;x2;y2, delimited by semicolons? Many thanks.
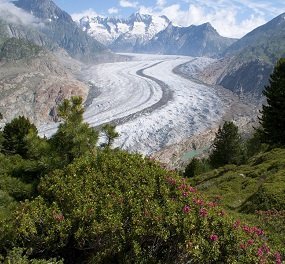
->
13;150;279;263
1;247;63;264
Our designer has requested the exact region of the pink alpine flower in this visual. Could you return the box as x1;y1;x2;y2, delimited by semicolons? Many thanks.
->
167;177;177;186
178;184;187;190
188;186;196;193
255;227;264;236
275;252;282;264
247;239;254;246
262;244;270;254
182;192;189;197
199;208;208;217
233;220;241;229
183;205;191;213
193;198;204;206
209;234;218;242
257;247;263;257
240;243;247;250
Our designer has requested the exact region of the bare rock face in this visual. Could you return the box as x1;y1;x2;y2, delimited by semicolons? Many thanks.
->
0;48;88;126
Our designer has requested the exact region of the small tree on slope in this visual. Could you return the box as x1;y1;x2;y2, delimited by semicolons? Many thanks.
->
49;96;99;164
209;121;243;168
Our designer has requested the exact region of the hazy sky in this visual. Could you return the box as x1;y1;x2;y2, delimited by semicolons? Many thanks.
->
53;0;285;38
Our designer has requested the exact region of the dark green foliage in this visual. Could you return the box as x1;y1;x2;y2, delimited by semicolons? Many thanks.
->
184;158;210;178
0;132;3;152
1;248;63;264
49;96;98;164
2;116;37;158
209;121;244;168
13;150;277;263
101;124;119;147
0;154;34;253
245;128;268;158
260;58;285;146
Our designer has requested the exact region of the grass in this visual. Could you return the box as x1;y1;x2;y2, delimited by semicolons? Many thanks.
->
190;148;285;253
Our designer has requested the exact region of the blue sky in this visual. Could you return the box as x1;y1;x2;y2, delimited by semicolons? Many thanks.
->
53;0;285;38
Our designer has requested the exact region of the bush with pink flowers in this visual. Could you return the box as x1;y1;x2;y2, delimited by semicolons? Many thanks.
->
12;150;281;263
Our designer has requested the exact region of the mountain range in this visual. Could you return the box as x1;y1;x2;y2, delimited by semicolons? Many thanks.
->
79;12;170;49
77;12;236;57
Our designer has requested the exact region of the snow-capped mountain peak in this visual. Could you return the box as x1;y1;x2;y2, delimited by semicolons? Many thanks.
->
76;12;171;46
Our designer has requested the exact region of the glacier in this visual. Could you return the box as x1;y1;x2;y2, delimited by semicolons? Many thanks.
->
39;54;236;155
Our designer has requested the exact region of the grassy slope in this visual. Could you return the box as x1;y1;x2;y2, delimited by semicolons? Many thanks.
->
190;148;285;252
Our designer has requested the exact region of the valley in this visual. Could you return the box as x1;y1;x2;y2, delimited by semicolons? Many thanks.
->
39;54;257;156
1;1;285;262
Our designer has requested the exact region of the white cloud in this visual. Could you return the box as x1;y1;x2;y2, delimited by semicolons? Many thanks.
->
157;4;184;22
139;0;273;38
119;0;138;8
108;7;119;14
0;0;40;26
175;3;267;38
156;0;167;8
139;6;154;14
71;8;99;22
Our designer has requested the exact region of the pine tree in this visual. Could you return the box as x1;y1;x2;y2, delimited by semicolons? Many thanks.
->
259;58;285;146
101;124;119;148
209;121;243;168
2;116;37;158
184;158;209;178
49;96;99;163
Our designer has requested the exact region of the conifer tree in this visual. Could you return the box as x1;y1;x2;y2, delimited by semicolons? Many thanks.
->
49;96;99;163
101;124;119;148
2;116;37;158
209;121;243;168
184;158;209;178
259;58;285;146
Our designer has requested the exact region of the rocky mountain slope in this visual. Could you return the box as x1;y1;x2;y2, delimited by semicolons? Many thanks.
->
142;22;236;57
0;0;126;127
193;13;285;99
12;0;110;62
77;12;235;57
0;37;88;126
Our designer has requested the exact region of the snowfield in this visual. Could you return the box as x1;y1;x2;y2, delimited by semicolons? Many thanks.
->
39;54;231;155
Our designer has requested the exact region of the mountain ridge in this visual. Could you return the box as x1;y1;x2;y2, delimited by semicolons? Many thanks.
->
76;12;236;57
142;22;236;57
12;0;110;62
78;12;171;48
177;12;285;101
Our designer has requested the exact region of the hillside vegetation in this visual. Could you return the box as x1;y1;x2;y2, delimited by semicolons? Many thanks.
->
190;149;285;252
0;96;283;263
